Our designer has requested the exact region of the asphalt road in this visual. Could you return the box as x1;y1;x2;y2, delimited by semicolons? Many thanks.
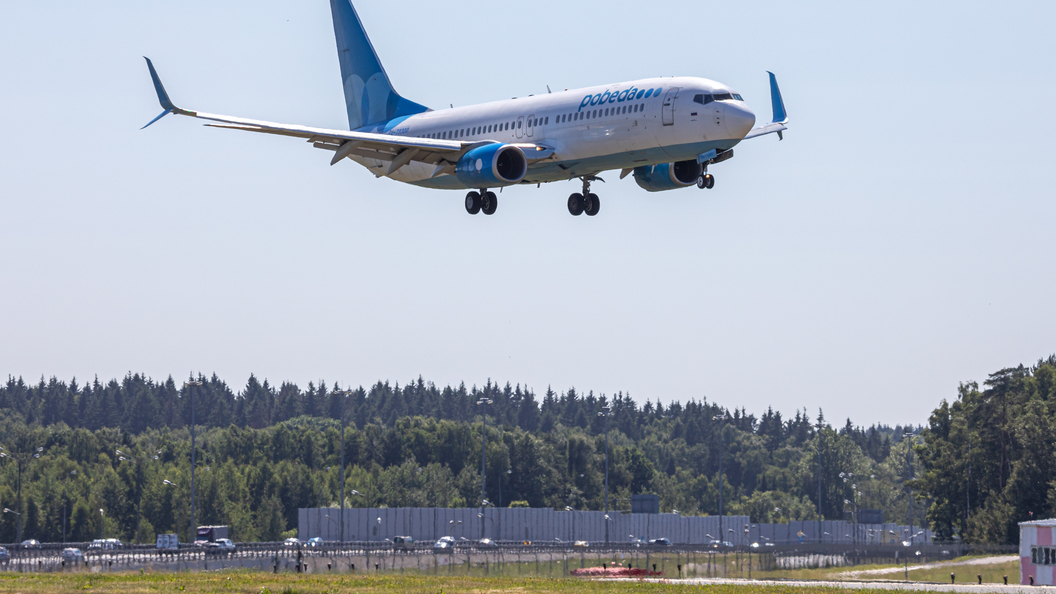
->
620;577;1054;593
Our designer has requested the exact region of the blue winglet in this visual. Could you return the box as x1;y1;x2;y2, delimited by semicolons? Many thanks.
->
767;71;788;124
142;57;184;129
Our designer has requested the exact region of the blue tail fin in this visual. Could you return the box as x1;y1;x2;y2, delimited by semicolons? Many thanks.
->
330;0;429;130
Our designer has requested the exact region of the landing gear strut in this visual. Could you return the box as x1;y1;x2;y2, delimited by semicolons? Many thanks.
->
696;166;715;190
568;176;603;217
465;190;498;215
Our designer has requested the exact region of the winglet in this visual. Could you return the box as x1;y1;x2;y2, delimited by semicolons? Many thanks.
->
767;71;788;124
142;57;189;129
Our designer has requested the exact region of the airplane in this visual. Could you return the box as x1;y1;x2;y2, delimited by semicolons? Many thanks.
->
143;0;788;218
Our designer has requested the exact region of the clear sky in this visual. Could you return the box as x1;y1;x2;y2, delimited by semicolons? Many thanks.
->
1;1;1053;427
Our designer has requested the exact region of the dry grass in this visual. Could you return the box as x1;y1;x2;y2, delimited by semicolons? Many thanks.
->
0;572;874;594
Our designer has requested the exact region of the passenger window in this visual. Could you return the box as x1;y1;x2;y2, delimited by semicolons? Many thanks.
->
545;117;549;125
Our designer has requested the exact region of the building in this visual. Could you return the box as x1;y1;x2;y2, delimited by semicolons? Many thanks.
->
1019;519;1056;585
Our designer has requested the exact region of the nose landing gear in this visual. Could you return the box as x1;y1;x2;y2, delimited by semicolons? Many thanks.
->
465;190;498;215
568;176;603;217
696;166;715;190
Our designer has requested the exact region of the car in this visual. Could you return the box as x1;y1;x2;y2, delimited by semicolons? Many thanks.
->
61;548;84;563
392;536;414;549
477;538;496;547
708;539;734;549
0;547;9;561
433;536;454;550
649;538;671;546
573;540;590;548
284;538;301;546
21;539;40;548
215;538;236;552
306;537;324;547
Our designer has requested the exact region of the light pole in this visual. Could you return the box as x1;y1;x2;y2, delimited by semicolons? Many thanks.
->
712;413;727;542
333;388;352;543
161;478;187;539
476;397;492;539
815;421;824;543
63;470;76;544
117;448;162;544
184;380;203;541
565;506;576;542
98;508;105;539
903;432;915;543
598;406;612;543
0;444;43;544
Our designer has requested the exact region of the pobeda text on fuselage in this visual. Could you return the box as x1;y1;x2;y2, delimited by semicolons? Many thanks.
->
142;0;789;218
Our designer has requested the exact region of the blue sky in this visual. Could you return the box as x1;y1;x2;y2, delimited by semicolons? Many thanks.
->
1;1;1053;427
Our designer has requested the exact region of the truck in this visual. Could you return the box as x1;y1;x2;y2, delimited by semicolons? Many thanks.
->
156;534;179;551
196;525;230;543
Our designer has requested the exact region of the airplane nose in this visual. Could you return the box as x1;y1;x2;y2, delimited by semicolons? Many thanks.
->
724;103;756;138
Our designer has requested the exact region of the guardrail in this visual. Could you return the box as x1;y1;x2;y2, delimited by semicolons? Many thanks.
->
0;540;1018;575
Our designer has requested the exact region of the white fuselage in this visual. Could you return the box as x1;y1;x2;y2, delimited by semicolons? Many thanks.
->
349;76;756;189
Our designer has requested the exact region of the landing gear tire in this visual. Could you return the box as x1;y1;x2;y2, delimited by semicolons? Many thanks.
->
568;193;585;216
465;191;481;214
481;191;498;215
697;174;715;189
583;193;601;216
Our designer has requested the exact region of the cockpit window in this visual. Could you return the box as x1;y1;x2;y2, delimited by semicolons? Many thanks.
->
694;93;743;104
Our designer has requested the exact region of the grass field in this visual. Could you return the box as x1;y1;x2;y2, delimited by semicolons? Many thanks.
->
0;572;875;594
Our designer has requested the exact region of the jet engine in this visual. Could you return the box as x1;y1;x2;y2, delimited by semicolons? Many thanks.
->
633;160;702;192
455;144;528;187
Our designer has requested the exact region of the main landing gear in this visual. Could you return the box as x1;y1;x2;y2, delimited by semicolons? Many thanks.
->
696;166;715;190
568;176;603;217
465;190;498;215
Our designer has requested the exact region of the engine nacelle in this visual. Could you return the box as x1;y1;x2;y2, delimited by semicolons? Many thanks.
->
633;160;702;192
455;144;528;188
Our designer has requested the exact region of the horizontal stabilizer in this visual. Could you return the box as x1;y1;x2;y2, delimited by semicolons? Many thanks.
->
743;71;789;141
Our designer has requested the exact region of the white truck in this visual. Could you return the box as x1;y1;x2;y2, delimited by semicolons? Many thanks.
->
156;534;179;551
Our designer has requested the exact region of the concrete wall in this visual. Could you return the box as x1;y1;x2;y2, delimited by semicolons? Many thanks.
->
298;507;932;546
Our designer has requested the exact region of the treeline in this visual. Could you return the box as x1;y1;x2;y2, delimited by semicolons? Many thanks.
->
0;374;926;545
917;355;1056;544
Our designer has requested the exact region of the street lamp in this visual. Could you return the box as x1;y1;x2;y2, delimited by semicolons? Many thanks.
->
333;388;353;543
117;448;163;544
815;421;824;543
713;413;727;541
902;432;918;543
62;470;76;544
598;406;613;543
183;380;203;540
0;445;44;543
476;397;492;540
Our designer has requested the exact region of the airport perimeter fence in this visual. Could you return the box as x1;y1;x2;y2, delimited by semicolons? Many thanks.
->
0;540;1017;576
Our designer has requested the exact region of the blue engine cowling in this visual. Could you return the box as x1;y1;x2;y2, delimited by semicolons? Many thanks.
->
455;143;528;188
633;160;702;192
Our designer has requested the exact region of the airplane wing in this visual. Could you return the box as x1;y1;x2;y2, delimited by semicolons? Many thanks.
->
142;57;548;177
743;71;788;141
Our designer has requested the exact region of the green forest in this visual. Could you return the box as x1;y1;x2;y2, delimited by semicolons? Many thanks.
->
1;357;1052;545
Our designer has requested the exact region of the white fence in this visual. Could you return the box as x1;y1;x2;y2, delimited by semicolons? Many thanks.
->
298;507;933;545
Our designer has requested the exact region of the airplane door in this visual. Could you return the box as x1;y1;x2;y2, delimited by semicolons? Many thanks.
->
516;116;524;139
526;114;535;138
662;88;681;126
